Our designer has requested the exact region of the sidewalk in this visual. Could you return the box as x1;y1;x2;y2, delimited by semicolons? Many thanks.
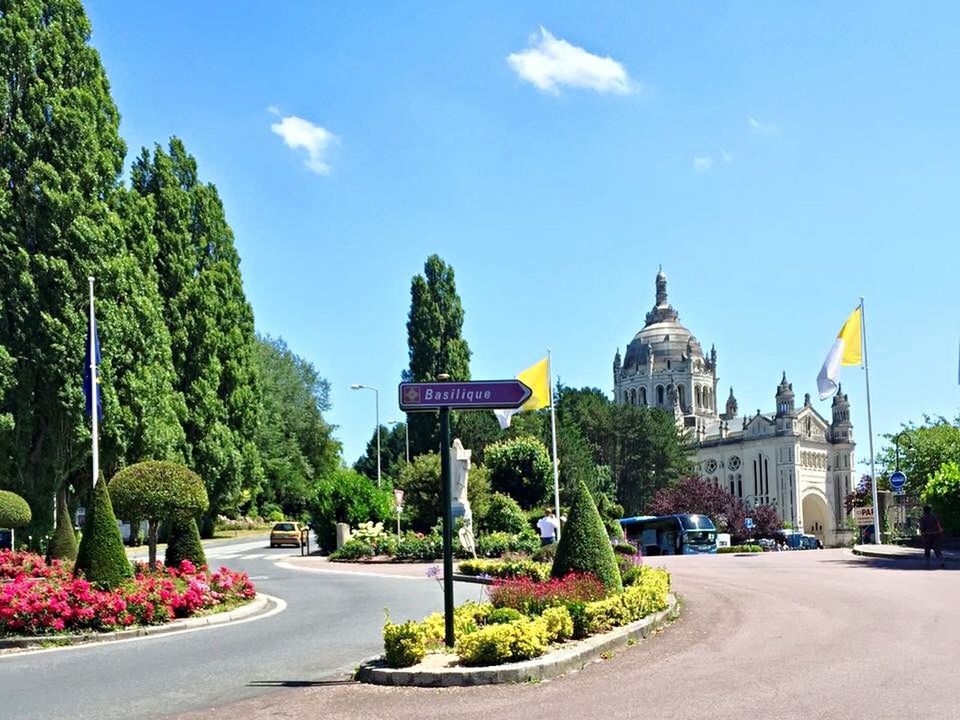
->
853;543;958;561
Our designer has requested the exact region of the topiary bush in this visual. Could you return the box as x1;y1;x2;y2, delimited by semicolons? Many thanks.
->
551;480;622;593
483;493;528;534
487;607;523;625
717;545;763;554
0;490;31;530
110;461;209;568
47;491;78;561
165;516;207;568
74;474;132;588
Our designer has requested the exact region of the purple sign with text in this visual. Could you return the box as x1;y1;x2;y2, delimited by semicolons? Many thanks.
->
399;380;532;411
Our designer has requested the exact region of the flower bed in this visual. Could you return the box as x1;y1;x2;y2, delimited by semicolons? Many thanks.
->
457;558;550;582
0;550;255;636
330;523;540;562
381;566;671;668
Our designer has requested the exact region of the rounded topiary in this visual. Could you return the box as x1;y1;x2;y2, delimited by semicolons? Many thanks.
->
48;491;79;561
165;515;207;568
551;480;622;593
75;474;133;588
487;607;523;625
0;490;32;529
484;492;528;534
110;461;209;568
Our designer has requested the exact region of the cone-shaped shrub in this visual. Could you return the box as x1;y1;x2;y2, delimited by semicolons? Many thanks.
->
165;515;206;568
0;490;32;529
75;474;132;588
48;490;79;561
551;480;622;593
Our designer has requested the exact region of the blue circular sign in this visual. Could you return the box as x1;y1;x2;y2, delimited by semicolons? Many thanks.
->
890;471;907;490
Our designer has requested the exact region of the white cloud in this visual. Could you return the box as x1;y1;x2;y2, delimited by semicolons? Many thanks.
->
507;27;633;94
748;117;780;136
693;156;715;173
721;149;733;164
266;105;280;116
270;115;338;175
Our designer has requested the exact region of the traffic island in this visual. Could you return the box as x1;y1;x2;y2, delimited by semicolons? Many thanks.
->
357;593;679;687
0;593;279;653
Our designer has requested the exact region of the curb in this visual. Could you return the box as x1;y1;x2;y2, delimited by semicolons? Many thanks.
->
0;593;273;650
852;546;957;561
357;593;680;687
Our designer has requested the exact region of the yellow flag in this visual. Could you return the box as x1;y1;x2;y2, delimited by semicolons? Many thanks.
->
838;307;862;366
518;357;550;410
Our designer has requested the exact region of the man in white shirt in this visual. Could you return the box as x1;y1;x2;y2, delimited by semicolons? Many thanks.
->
536;508;559;546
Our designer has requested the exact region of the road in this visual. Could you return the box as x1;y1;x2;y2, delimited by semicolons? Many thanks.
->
162;549;959;720
0;535;462;720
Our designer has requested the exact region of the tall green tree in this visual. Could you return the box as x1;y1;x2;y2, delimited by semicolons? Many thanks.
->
131;139;262;534
0;0;180;538
877;415;960;496
354;423;406;485
256;335;340;519
404;255;471;456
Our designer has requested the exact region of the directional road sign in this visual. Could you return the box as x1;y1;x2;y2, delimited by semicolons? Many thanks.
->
398;380;532;412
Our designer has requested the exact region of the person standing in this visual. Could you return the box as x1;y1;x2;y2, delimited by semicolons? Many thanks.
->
537;508;559;546
918;505;945;568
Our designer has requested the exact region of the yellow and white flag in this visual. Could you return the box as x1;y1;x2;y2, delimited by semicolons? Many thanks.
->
817;306;862;399
494;357;550;429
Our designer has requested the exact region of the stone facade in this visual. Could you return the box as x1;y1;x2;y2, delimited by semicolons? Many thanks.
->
613;271;855;547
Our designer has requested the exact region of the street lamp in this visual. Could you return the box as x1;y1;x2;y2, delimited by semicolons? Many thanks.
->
388;419;410;464
351;384;381;487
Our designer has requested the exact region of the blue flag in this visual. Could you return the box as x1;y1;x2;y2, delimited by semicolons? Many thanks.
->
83;311;103;422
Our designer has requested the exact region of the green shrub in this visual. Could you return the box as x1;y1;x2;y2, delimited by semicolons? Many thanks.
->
565;601;590;639
383;618;427;668
457;558;551;581
309;468;394;550
621;565;642;587
718;545;763;554
395;531;441;561
922;461;960;535
487;607;523;625
329;538;376;560
0;490;31;529
613;543;638;555
582;567;671;634
484;493;528;534
47;493;78;561
455;618;549;666
541;605;573;642
165;516;207;567
419;601;492;648
485;436;553;510
532;541;558;563
74;475;132;588
551;480;622;593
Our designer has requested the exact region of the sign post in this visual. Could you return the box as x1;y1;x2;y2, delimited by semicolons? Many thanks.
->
400;379;531;648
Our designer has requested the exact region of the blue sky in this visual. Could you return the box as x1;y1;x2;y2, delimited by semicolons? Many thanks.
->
86;1;960;470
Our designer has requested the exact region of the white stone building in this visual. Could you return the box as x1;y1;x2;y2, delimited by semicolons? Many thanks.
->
613;270;855;546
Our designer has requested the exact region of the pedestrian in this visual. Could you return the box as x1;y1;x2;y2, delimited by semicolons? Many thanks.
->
537;507;559;546
918;505;945;568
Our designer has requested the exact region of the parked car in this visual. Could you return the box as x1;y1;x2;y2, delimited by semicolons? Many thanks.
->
270;522;305;548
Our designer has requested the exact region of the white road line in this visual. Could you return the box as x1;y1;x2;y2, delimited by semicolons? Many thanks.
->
273;560;429;581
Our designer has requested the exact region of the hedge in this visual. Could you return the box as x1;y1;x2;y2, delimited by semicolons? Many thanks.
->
718;545;763;554
457;558;550;582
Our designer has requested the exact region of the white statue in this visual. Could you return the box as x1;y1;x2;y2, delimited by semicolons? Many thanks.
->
450;438;476;557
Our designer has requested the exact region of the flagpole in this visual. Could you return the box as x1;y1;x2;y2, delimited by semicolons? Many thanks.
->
547;349;561;538
860;297;881;545
89;276;100;488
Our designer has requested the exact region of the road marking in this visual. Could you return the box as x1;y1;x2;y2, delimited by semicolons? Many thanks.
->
273;561;428;581
0;594;287;660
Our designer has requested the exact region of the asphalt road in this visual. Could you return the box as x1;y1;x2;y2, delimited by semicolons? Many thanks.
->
165;549;960;720
0;535;462;720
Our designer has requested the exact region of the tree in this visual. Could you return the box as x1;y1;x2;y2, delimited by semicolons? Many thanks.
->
165;516;207;568
483;493;527;534
109;461;209;567
922;462;960;536
255;335;340;519
404;255;471;456
309;468;394;550
48;489;79;561
131;139;262;533
484;435;552;510
354;423;406;485
551;480;622;593
395;453;442;531
877;416;960;496
75;475;131;588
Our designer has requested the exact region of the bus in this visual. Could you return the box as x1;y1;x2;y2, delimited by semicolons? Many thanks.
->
619;514;718;555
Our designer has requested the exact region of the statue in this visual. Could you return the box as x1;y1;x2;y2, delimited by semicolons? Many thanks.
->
450;438;476;557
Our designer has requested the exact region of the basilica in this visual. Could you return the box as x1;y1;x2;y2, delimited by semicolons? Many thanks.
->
612;270;854;546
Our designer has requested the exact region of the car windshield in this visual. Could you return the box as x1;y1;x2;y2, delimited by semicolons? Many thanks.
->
273;523;296;531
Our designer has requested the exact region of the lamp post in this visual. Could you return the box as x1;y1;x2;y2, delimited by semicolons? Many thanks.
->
388;420;410;464
351;384;381;487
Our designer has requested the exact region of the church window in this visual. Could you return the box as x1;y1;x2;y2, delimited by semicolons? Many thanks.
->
629;388;636;405
737;479;743;498
656;385;664;405
640;387;647;405
677;384;686;409
730;479;735;495
695;386;702;408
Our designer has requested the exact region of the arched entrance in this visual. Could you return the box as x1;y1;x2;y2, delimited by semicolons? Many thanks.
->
802;492;830;545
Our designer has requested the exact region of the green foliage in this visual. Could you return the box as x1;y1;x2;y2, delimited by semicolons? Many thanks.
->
48;491;78;561
717;545;764;554
329;538;377;561
552;481;622;593
921;461;960;535
110;461;210;520
75;476;132;588
613;543;639;555
354;423;406;485
131;138;262;532
541;605;574;643
165;516;207;567
255;335;340;520
395;453;442;531
487;607;523;625
404;255;472;455
475;529;539;558
532;541;558;563
878;416;960;497
309;468;394;550
485;436;553;510
383;618;427;668
0;490;31;528
582;567;671;634
458;558;551;582
484;492;528;534
395;530;441;561
455;618;549;666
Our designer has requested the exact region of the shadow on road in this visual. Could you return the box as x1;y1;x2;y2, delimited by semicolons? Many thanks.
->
823;556;958;572
246;679;356;688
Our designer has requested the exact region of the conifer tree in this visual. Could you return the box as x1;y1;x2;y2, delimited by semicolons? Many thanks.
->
48;489;79;561
75;475;132;588
551;480;622;593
